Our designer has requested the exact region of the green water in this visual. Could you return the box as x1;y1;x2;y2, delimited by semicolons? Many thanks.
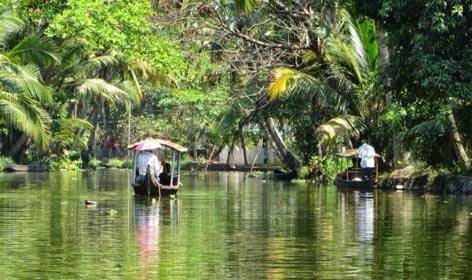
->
1;170;472;279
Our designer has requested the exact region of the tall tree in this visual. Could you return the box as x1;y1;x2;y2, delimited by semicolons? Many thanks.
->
0;9;58;158
22;0;186;153
189;0;341;168
267;8;380;154
354;0;472;169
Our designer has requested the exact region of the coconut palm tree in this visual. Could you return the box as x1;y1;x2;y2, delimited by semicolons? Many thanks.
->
267;9;381;155
53;42;179;155
54;48;131;152
0;10;59;157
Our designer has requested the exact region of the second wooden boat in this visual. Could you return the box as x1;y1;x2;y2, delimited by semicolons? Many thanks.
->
333;149;380;189
2;160;49;172
272;169;297;181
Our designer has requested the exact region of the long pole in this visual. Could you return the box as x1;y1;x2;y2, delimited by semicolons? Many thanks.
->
355;157;359;179
128;112;131;144
375;157;379;182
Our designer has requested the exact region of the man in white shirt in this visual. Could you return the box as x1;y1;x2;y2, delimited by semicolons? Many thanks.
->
358;140;376;181
136;150;160;183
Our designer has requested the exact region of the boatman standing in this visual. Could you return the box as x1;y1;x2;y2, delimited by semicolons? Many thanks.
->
136;150;160;183
358;140;376;182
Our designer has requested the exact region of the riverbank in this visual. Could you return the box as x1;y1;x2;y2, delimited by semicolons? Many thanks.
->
185;162;472;195
182;162;277;172
6;159;470;195
378;166;472;194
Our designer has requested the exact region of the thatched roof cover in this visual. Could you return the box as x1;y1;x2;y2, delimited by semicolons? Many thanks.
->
335;148;380;158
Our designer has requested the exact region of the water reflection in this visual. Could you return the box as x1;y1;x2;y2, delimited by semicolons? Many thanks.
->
3;171;472;279
336;188;375;242
133;196;180;278
356;191;374;243
134;197;161;271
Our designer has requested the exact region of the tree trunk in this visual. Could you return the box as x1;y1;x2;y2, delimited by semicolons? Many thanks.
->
5;133;28;162
377;27;401;167
226;136;236;166
238;124;248;165
263;117;300;171
377;28;391;104
446;106;470;170
86;107;99;153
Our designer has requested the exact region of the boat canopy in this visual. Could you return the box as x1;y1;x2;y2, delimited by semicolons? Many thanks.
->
335;148;380;158
128;138;188;153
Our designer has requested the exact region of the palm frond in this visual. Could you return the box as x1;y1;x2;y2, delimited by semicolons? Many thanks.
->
0;11;24;44
268;66;346;112
17;64;53;103
268;67;316;100
215;109;239;132
234;0;257;14
8;35;60;66
129;61;179;90
316;115;365;149
344;9;369;75
75;53;119;76
76;78;128;105
128;69;143;100
268;67;294;99
0;91;51;150
87;52;120;67
0;63;53;104
128;60;153;80
51;131;77;147
51;130;88;150
53;118;92;150
323;9;380;117
0;54;9;62
404;119;446;145
60;40;86;66
325;35;362;90
57;117;93;131
120;79;142;107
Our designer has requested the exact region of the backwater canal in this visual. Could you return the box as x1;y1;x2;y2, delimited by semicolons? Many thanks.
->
1;170;472;279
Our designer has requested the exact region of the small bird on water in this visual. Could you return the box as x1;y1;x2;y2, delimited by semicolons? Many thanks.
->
85;200;97;206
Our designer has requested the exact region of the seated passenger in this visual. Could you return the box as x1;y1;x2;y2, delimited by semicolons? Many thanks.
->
159;162;172;185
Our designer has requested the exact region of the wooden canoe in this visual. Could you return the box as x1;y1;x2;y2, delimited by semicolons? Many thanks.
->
334;174;375;189
3;160;49;172
131;166;181;196
129;138;186;197
273;169;298;181
333;167;375;189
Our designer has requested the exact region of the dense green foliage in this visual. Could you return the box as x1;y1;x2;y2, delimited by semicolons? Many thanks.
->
354;0;472;171
1;0;472;176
